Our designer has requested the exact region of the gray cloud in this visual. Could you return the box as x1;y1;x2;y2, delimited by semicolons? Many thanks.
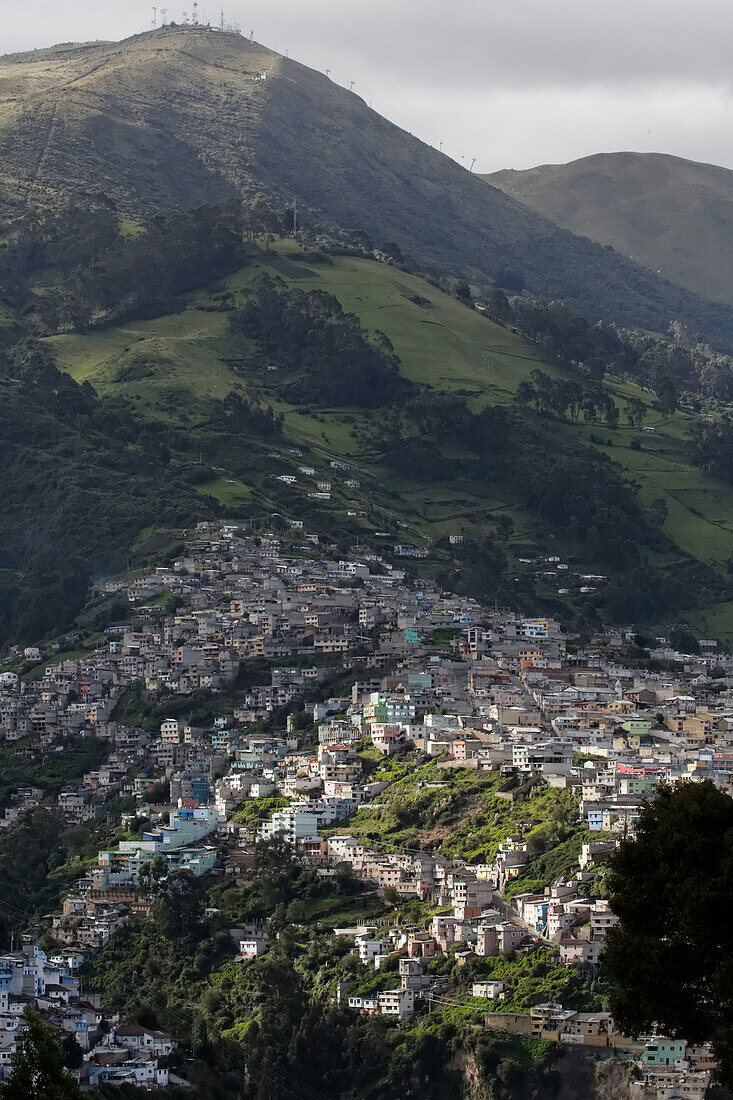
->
3;0;732;171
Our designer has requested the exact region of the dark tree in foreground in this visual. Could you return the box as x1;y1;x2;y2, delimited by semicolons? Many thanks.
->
604;781;733;1084
1;1007;81;1099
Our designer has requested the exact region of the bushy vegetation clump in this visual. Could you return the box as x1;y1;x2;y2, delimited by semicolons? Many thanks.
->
231;274;407;407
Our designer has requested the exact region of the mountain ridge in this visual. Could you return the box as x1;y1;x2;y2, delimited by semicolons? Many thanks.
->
485;151;733;309
2;28;733;348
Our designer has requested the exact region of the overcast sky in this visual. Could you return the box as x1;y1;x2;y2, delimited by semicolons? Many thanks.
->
3;0;732;172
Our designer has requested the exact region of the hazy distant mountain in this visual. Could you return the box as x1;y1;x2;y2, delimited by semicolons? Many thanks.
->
486;152;733;309
2;29;733;346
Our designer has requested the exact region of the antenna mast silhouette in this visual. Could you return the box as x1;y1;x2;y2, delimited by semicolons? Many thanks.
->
192;0;199;22
151;5;157;27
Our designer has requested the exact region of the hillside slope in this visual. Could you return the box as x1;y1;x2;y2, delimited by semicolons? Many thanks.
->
486;152;733;308
45;242;733;638
2;28;733;348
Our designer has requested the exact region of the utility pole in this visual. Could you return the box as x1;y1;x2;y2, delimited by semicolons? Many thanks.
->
470;157;476;172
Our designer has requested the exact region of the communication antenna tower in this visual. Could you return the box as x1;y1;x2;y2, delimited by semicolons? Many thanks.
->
469;157;476;172
220;8;225;30
183;10;189;23
349;80;355;91
160;7;168;24
249;29;254;42
192;0;199;23
151;5;157;26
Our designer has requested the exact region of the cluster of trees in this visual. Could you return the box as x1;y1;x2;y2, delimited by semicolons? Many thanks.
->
0;738;106;811
0;339;218;645
0;204;246;332
516;369;619;426
484;290;733;412
0;205;121;300
515;447;647;570
495;295;626;381
689;413;733;483
0;808;68;940
603;558;727;626
0;1007;82;1098
403;392;513;457
372;381;692;622
0;291;287;646
0;787;128;945
230;275;406;406
210;391;283;438
198;947;489;1100
604;781;733;1088
600;566;681;624
436;536;509;605
624;396;647;428
378;392;516;481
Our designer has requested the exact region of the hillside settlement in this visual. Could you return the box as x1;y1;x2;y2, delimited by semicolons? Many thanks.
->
0;520;731;1096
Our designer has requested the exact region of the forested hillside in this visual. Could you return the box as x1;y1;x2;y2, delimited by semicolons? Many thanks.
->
0;197;728;644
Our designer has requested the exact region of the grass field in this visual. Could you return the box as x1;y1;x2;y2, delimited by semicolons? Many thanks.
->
197;478;251;506
578;407;733;566
47;309;239;421
685;600;733;645
226;241;550;403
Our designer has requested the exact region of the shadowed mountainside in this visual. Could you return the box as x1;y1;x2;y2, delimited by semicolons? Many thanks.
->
2;28;733;347
486;152;733;309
